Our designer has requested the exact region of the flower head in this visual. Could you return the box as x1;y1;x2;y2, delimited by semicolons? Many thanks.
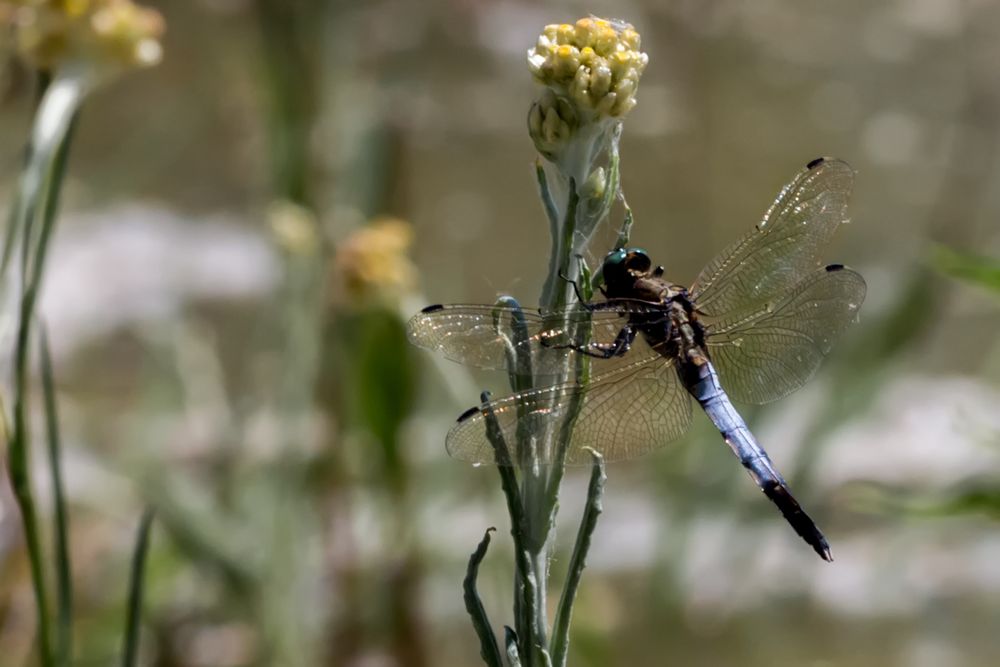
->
527;17;647;120
2;0;164;73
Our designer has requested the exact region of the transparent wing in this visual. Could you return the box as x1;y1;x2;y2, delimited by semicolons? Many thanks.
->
705;265;866;404
406;301;670;377
691;157;855;318
445;350;693;465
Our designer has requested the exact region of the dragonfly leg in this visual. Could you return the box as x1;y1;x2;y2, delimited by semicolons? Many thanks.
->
544;324;636;359
558;270;594;308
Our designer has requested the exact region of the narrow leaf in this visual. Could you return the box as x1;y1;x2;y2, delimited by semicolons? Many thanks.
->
481;392;533;653
121;509;155;667
504;626;522;667
5;69;86;667
492;297;533;394
40;326;72;666
550;449;606;667
463;528;504;667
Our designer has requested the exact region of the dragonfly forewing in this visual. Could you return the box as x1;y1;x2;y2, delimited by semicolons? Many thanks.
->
406;302;671;378
691;157;855;318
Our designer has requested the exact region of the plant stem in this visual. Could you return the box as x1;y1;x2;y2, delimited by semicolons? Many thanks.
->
40;327;73;667
121;509;155;667
514;122;621;666
481;391;536;664
5;71;84;667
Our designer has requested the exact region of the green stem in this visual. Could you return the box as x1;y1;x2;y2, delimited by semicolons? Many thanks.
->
540;179;581;312
536;163;562;305
252;0;321;207
40;327;72;667
121;509;155;667
506;112;622;667
6;72;84;667
482;393;535;664
552;180;581;311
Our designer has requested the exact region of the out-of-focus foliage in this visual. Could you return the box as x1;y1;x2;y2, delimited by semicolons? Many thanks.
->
933;244;1000;296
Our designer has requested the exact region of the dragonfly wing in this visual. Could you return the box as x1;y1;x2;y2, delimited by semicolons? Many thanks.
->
705;264;866;404
446;350;692;465
407;302;667;377
691;157;855;318
407;304;543;371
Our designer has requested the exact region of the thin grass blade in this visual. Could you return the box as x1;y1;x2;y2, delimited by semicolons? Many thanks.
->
40;326;72;666
121;509;155;667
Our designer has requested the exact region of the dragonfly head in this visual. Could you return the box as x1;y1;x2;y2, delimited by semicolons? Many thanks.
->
602;247;652;296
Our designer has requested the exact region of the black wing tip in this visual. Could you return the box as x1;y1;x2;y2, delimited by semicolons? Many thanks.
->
456;405;481;423
805;156;855;173
825;263;845;272
421;303;445;313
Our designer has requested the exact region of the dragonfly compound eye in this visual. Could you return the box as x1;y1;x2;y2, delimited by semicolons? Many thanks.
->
602;248;628;269
624;249;651;273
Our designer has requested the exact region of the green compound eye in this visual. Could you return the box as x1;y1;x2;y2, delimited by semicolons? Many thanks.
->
602;247;651;294
602;248;628;270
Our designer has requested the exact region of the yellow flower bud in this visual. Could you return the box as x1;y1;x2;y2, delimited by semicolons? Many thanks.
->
526;15;647;121
569;67;590;109
588;58;612;99
555;23;575;45
527;88;578;159
582;166;606;201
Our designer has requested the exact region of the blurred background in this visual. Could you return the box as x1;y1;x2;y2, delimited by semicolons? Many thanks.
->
2;0;1000;665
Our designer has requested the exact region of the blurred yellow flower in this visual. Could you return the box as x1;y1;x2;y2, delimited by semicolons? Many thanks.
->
1;0;164;72
527;17;647;120
268;200;320;256
334;217;417;304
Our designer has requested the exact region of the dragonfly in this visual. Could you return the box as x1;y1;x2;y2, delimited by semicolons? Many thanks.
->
407;157;866;561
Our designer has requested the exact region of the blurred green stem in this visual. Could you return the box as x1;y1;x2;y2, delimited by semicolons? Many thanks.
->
40;327;73;667
252;0;322;207
121;509;155;667
5;69;85;667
